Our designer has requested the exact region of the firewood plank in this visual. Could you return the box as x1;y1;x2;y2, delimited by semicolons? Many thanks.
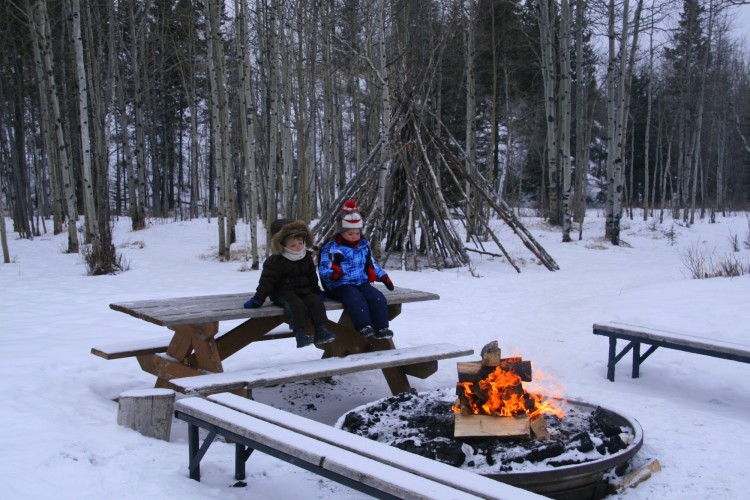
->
454;414;530;439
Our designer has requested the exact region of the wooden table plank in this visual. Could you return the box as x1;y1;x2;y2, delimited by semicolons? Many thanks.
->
110;286;439;327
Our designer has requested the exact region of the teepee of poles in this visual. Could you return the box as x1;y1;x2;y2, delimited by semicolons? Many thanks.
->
313;97;559;274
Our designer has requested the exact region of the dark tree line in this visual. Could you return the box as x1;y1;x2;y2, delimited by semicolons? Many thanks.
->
1;0;749;271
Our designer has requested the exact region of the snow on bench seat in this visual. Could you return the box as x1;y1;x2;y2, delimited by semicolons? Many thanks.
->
173;396;543;499
91;329;295;360
206;393;543;499
170;343;473;395
593;321;750;381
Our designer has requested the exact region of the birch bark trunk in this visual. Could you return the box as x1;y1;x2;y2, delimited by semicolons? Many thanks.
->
70;0;98;246
32;0;79;252
538;0;559;224
235;0;259;268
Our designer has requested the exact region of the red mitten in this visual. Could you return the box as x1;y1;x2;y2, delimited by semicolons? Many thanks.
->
367;267;377;283
380;274;394;291
331;263;345;280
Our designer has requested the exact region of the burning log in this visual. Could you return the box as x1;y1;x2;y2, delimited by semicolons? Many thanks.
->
529;416;550;440
456;360;532;383
454;341;559;439
454;414;530;439
480;340;502;365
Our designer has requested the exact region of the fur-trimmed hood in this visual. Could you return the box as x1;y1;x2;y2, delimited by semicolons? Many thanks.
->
269;219;314;255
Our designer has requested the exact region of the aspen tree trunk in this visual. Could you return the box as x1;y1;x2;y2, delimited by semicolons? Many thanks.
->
604;0;638;244
235;0;259;268
374;0;392;249
27;1;62;235
295;3;309;220
642;1;655;221
321;1;336;199
304;2;319;219
280;13;295;217
501;66;511;202
189;88;200;218
464;3;477;242
215;23;235;248
489;2;498;198
128;1;146;230
32;0;79;252
205;0;227;258
70;0;98;247
559;0;573;242
538;0;559;224
0;197;8;263
115;64;138;227
573;0;589;231
688;0;717;226
266;0;281;232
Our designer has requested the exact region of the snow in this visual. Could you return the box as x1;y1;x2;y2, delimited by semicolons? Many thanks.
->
2;211;749;499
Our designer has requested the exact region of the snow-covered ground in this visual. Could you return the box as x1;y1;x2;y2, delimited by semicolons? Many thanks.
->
2;210;749;499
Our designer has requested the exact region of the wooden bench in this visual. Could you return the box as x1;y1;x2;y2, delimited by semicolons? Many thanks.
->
170;343;473;395
173;394;544;499
93;286;443;395
593;321;750;381
91;330;294;360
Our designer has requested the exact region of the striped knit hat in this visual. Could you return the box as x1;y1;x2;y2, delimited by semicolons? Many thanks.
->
339;199;363;230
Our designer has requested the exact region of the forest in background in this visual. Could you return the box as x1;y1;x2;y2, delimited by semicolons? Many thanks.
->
1;0;749;273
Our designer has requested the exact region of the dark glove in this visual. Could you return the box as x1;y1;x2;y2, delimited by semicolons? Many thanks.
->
367;267;377;283
244;297;263;309
380;274;394;291
330;263;345;280
320;291;327;302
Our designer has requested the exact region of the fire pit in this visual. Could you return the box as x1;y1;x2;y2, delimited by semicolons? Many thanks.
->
337;343;644;499
336;389;643;499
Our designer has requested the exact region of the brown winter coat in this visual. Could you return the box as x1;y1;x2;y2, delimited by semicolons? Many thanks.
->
253;220;322;304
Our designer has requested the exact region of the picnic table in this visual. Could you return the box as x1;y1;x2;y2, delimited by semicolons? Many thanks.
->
92;286;452;395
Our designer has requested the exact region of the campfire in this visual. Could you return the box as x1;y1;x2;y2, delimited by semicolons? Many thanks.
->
453;341;564;440
337;340;646;498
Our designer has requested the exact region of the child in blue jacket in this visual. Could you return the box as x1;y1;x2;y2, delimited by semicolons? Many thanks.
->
318;200;395;339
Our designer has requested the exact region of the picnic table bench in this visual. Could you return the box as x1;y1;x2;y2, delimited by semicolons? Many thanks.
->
593;321;750;381
93;286;463;395
173;393;544;499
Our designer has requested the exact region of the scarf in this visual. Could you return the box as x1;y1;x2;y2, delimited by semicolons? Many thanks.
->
335;234;361;248
282;246;306;261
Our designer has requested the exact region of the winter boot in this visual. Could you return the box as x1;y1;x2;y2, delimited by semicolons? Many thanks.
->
313;323;336;345
374;327;394;340
357;324;376;338
294;328;313;348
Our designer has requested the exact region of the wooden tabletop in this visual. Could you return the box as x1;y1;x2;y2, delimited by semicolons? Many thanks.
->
110;286;440;328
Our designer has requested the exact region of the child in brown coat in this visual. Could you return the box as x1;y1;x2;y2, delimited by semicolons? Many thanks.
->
244;219;335;348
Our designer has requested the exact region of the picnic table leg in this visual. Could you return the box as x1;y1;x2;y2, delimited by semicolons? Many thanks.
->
321;305;414;395
607;336;617;382
138;322;222;388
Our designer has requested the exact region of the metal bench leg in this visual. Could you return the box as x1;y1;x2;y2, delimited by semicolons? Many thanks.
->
187;423;201;481
235;444;254;480
632;342;641;378
187;426;218;481
607;336;617;381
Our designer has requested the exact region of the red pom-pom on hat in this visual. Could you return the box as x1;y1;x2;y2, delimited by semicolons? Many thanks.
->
341;199;357;213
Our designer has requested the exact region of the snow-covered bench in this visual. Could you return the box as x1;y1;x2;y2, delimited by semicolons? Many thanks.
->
173;393;544;499
170;343;473;395
593;321;750;381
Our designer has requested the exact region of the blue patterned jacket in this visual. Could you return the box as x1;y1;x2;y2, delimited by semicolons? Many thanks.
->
318;237;386;291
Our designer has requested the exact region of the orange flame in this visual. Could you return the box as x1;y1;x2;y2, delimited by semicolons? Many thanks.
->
452;365;564;419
